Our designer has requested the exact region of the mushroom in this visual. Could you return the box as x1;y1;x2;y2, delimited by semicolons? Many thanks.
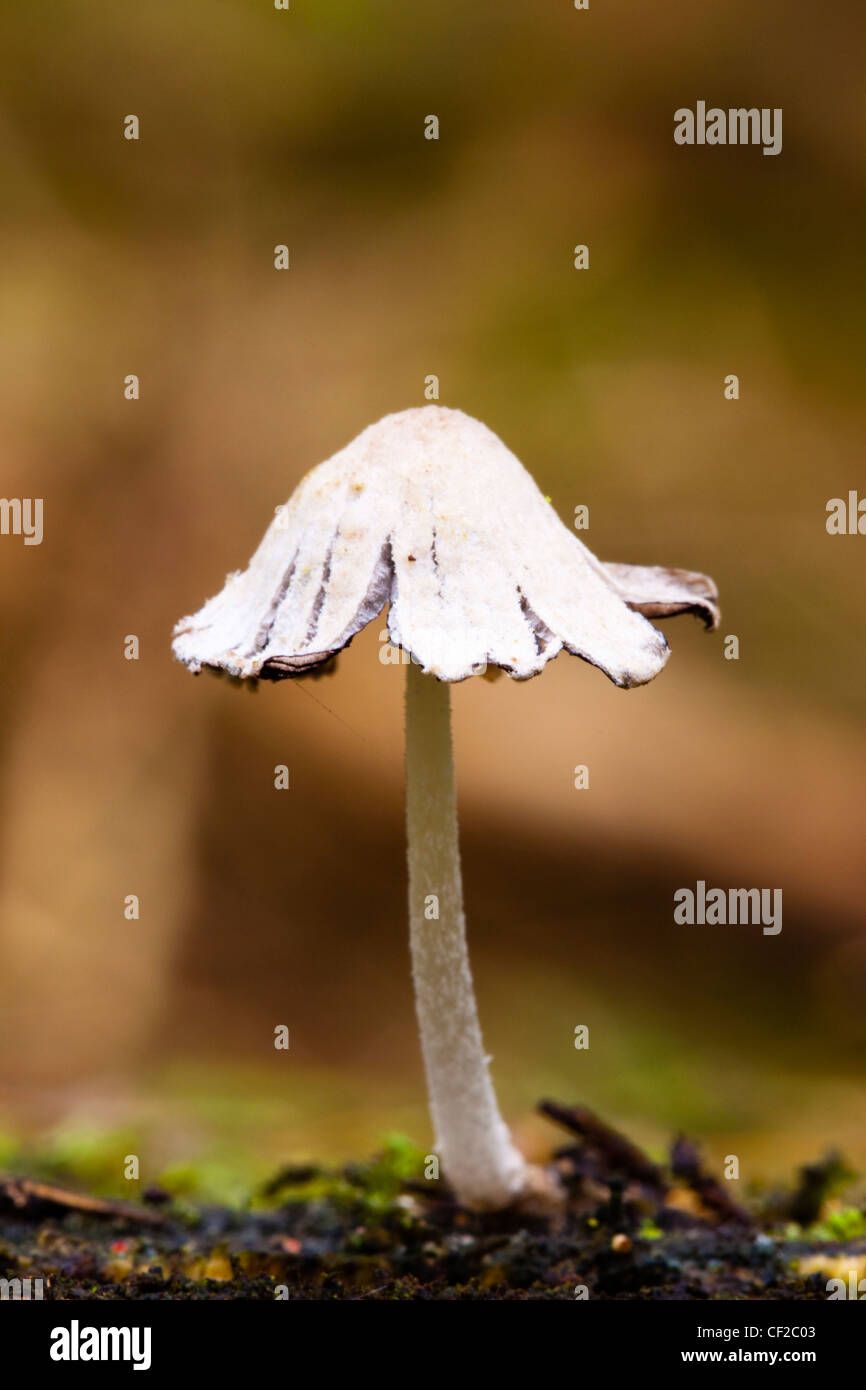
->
172;405;719;1211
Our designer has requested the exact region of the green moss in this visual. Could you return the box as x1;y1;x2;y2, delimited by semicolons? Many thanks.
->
807;1208;866;1243
254;1133;425;1221
638;1219;663;1241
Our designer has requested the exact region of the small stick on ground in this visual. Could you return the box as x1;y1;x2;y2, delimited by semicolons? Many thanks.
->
671;1135;753;1227
539;1100;667;1195
0;1177;170;1226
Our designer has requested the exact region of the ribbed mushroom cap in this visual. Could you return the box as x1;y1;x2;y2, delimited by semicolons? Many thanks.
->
172;406;718;685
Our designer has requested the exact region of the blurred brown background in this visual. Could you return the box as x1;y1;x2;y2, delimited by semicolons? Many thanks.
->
0;0;864;1193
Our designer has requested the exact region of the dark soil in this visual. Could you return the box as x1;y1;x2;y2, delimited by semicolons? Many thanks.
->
1;1103;863;1300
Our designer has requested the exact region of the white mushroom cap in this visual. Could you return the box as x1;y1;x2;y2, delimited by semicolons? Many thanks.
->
172;406;718;685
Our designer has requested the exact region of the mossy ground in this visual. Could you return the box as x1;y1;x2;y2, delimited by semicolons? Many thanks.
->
2;1124;865;1300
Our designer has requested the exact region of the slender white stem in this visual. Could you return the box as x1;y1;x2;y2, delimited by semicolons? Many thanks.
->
405;659;529;1209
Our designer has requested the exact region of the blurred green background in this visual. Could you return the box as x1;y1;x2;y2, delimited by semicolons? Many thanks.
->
0;0;864;1199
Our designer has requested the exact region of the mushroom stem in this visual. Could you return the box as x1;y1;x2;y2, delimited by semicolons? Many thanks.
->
405;658;530;1209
